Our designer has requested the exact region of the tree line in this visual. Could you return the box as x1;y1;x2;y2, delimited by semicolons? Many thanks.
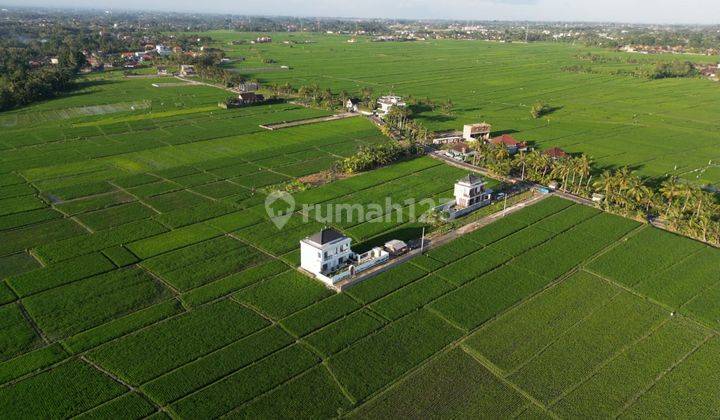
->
0;18;144;111
0;48;87;111
333;142;424;174
469;142;720;246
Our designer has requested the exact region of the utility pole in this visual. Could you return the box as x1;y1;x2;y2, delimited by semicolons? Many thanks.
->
420;227;426;254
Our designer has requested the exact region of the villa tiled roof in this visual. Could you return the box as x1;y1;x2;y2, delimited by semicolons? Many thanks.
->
307;228;346;245
458;173;483;185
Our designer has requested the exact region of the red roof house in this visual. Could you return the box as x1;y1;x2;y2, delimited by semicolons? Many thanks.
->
543;147;569;159
489;134;528;152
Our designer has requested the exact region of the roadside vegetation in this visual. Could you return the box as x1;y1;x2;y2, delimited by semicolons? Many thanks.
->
469;141;720;246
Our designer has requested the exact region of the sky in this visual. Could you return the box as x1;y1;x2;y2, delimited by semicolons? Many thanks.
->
3;0;720;25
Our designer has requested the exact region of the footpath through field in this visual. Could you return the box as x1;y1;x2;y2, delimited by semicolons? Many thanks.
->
259;112;359;130
429;150;504;182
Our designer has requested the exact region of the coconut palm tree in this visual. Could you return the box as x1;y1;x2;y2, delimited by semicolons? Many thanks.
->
525;150;544;181
676;182;695;212
513;150;529;180
614;167;633;193
470;141;491;167
550;159;572;191
574;155;592;194
493;145;510;163
593;170;616;210
538;153;552;182
659;176;682;213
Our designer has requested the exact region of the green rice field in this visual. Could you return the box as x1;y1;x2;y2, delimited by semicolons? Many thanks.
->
1;37;720;418
205;32;720;185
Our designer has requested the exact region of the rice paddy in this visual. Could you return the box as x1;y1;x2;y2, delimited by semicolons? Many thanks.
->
208;32;720;185
1;37;719;418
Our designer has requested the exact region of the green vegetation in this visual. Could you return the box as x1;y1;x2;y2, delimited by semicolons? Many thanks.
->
351;348;533;419
87;301;267;385
1;31;719;418
0;360;126;418
327;309;463;401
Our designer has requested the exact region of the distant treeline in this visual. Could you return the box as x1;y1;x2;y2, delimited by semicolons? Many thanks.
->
649;61;698;79
562;59;699;80
0;20;141;111
0;49;86;111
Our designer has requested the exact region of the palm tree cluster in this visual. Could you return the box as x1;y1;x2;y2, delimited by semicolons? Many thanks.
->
469;141;720;246
292;84;374;109
471;145;593;191
657;176;719;244
334;142;423;174
265;82;295;97
383;106;431;145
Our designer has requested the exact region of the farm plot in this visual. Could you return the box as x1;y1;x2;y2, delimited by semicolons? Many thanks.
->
4;63;720;418
619;336;720;418
217;33;720;184
552;317;711;418
141;236;269;291
506;290;667;404
327;309;463;402
350;348;535;419
587;225;706;288
168;344;320;418
22;267;173;340
0;360;127;418
86;300;268;386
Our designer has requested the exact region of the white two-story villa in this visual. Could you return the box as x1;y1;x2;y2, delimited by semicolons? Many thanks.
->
300;228;389;287
300;228;353;275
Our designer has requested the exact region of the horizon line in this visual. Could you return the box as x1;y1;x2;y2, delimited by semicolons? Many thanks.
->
2;4;720;27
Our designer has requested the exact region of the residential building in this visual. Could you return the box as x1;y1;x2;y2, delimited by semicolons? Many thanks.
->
346;98;361;112
155;45;171;56
454;174;492;209
179;64;195;76
300;228;390;286
376;95;406;116
444;142;476;161
384;240;408;256
300;229;353;276
237;82;260;92
237;92;265;105
543;147;568;159
462;122;492;141
489;134;529;154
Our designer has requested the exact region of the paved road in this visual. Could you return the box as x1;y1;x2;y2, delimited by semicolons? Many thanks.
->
334;191;548;292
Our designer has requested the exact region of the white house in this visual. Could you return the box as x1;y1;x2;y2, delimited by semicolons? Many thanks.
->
155;44;171;56
462;123;492;142
300;228;353;276
346;98;361;112
454;174;492;209
300;228;389;286
376;95;406;116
